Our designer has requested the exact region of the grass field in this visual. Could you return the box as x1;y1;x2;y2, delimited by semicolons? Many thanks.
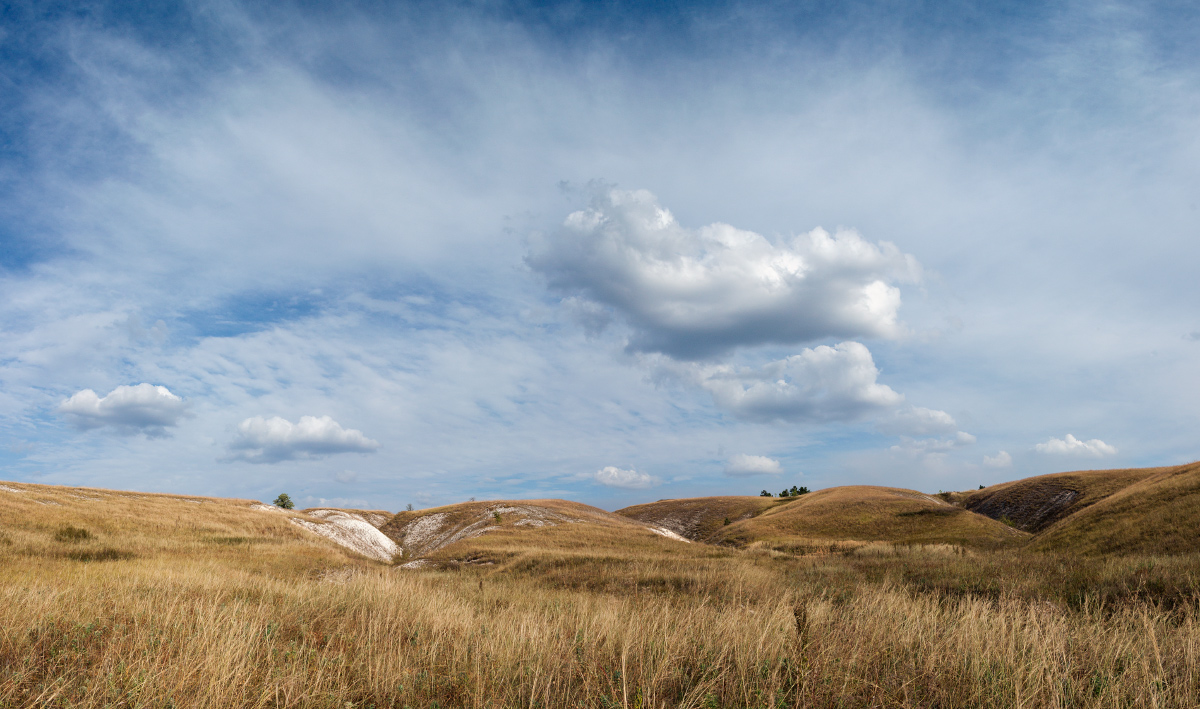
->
2;477;1199;708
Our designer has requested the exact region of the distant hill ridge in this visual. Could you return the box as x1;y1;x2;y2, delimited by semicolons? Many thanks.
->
618;486;1027;551
615;462;1200;557
4;460;1197;563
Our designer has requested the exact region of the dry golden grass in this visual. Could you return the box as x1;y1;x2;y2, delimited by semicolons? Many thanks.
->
3;479;1200;708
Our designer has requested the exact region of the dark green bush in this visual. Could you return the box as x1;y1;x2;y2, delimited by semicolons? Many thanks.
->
65;548;132;562
54;526;93;543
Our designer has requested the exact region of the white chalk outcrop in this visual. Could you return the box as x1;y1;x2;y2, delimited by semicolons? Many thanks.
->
250;504;399;563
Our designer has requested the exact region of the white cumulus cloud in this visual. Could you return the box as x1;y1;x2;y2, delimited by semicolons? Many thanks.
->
528;188;921;359
59;383;186;436
724;453;783;477
1035;434;1117;457
593;466;658;489
227;415;380;464
983;451;1013;468
663;341;903;423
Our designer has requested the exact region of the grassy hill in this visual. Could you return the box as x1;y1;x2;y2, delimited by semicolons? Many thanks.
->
621;486;1028;551
616;495;780;541
0;479;391;570
1026;461;1200;555
379;499;711;582
718;486;1027;550
959;466;1163;532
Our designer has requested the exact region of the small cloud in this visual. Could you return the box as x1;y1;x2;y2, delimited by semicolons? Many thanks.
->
334;470;359;484
59;383;186;436
891;430;976;455
983;451;1012;468
878;406;959;437
593;466;658;489
1035;434;1117;457
724;454;783;477
226;415;380;464
1185;331;1200;342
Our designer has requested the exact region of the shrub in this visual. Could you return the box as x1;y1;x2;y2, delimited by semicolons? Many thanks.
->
65;547;132;562
273;493;295;510
54;525;93;543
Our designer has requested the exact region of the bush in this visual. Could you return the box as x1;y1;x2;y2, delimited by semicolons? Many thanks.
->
66;547;132;562
54;526;93;543
273;493;295;510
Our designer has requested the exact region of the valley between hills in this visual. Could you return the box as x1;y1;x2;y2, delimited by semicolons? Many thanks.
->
2;462;1198;707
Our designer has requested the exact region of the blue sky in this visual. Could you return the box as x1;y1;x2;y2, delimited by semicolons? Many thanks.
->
1;0;1198;511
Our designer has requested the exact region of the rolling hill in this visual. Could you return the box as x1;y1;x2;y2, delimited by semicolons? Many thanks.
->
379;498;694;568
620;486;1029;550
958;466;1165;532
1025;461;1200;555
0;480;399;565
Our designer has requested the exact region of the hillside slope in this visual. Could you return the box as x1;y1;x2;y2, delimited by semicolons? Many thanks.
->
616;496;781;542
380;499;691;567
705;486;1028;550
1027;461;1200;555
0;480;398;564
960;466;1163;532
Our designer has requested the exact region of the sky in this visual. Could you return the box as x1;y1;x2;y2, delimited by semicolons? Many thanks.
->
1;0;1198;511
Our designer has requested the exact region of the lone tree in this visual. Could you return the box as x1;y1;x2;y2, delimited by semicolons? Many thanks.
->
273;493;294;510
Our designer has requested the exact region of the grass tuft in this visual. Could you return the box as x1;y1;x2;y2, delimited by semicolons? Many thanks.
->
64;547;134;562
54;525;93;542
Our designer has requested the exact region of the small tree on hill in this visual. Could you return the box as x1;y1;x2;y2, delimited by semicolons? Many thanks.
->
760;490;772;497
273;493;294;510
